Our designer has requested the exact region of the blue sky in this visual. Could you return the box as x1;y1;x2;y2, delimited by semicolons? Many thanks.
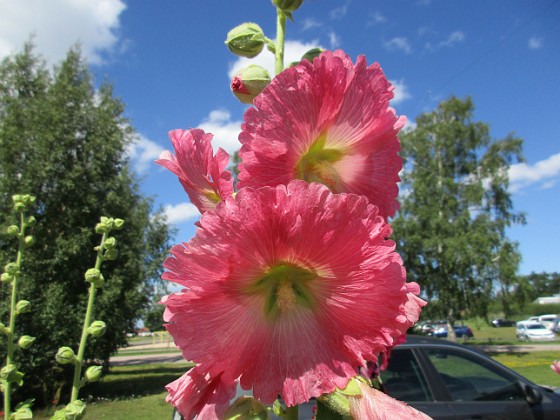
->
1;0;559;276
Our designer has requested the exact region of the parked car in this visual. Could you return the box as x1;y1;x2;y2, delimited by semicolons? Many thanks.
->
429;324;474;339
538;315;559;330
172;335;560;419
516;321;557;342
492;318;517;327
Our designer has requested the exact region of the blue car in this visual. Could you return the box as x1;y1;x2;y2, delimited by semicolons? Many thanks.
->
430;325;474;338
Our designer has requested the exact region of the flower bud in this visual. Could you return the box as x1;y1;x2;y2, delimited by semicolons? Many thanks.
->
0;364;24;385
225;23;266;58
87;320;107;338
63;400;86;418
12;194;35;211
113;218;125;230
85;268;105;288
1;272;13;283
103;237;117;249
301;47;324;63
16;300;31;314
24;235;35;248
103;248;118;261
95;216;114;234
4;262;18;275
0;322;6;334
55;347;76;365
231;65;271;104
6;225;20;236
18;335;36;350
26;216;37;227
272;0;304;12
85;365;103;382
224;396;269;420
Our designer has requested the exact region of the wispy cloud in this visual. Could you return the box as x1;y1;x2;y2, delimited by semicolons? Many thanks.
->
390;79;412;104
528;36;544;50
329;4;349;20
425;31;465;52
367;11;386;26
126;133;165;174
301;17;322;31
0;0;127;66
383;37;412;54
509;152;560;193
328;31;341;49
163;202;200;225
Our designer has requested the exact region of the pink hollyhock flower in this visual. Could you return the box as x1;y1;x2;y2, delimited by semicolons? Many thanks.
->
162;180;425;415
237;50;405;221
348;379;431;420
166;365;237;420
156;129;234;213
551;360;560;375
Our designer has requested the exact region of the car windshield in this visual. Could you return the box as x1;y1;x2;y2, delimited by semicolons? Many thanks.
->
527;324;546;330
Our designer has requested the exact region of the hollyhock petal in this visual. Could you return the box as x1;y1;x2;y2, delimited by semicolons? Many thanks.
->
551;360;560;375
238;50;404;220
162;180;425;408
156;128;234;213
348;379;431;419
166;365;237;420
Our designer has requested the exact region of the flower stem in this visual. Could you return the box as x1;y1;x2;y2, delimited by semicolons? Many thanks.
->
3;210;27;420
275;8;286;75
70;232;106;402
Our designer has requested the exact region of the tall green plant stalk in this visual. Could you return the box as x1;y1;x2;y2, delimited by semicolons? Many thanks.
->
1;195;36;420
275;8;287;75
53;216;123;420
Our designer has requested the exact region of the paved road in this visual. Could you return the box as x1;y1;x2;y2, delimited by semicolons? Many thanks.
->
110;341;560;366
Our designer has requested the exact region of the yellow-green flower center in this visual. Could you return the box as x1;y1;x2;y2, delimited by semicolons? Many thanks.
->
247;263;317;320
296;134;345;190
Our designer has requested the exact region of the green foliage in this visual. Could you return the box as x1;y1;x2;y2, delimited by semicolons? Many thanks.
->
393;97;525;331
0;44;172;407
524;303;560;317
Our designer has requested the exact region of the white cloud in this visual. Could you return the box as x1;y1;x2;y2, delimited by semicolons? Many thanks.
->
198;109;243;156
509;152;560;192
163;202;200;225
425;31;465;52
402;118;417;133
329;5;348;20
126;133;165;174
0;0;126;66
301;17;322;31
528;36;544;50
368;11;386;26
228;39;323;79
390;79;412;104
383;37;412;54
328;31;341;49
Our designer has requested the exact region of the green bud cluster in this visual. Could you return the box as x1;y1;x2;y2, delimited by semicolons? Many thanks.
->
95;216;124;234
85;268;105;288
2;262;20;283
12;194;36;212
0;364;24;386
52;400;86;420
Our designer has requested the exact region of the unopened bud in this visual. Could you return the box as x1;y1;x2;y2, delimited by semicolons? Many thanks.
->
85;268;105;288
63;400;86;418
113;218;125;230
87;321;107;338
26;216;37;227
103;237;117;249
231;65;271;104
301;47;324;63
55;347;76;365
18;335;36;350
1;273;13;283
16;300;31;314
4;262;18;275
24;235;35;248
6;225;19;236
225;23;266;58
12;194;35;211
103;248;118;261
85;366;103;382
272;0;304;13
0;364;23;385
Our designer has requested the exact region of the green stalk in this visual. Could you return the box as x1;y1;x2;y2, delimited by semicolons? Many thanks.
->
3;210;26;420
275;8;287;75
70;232;106;402
285;405;298;420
